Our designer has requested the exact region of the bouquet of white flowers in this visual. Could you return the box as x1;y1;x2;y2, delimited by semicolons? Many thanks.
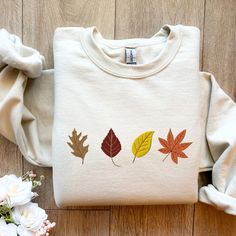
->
0;171;56;236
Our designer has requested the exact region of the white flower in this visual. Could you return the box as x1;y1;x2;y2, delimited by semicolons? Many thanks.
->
0;178;8;202
0;218;17;236
12;202;47;233
0;175;33;207
17;225;34;236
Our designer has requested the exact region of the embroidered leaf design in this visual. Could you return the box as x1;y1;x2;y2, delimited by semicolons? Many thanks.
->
67;129;89;164
131;131;155;163
101;128;121;167
158;129;192;164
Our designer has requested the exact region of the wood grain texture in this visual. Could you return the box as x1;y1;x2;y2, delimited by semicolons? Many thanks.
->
202;0;236;98
0;0;23;177
0;0;22;35
110;205;193;236
47;210;110;236
194;203;236;236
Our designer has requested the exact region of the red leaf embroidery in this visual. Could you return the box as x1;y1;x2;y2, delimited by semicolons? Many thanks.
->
101;128;121;167
158;129;192;164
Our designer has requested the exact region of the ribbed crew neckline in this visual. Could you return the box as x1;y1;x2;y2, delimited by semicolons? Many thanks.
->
80;24;182;78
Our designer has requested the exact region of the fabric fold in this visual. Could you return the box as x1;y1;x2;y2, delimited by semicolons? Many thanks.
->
0;29;45;78
0;28;53;167
200;184;236;215
199;72;236;215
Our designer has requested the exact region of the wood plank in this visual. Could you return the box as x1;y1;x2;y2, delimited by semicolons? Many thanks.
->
110;205;193;236
201;0;236;98
0;0;23;176
194;0;236;235
0;138;23;176
194;203;236;236
22;0;115;209
47;210;110;236
0;0;22;35
111;1;205;235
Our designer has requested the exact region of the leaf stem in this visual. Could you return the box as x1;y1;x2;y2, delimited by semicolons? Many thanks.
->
82;158;84;165
111;158;120;167
132;156;136;163
162;153;170;162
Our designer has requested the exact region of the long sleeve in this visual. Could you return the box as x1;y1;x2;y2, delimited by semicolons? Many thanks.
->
199;72;236;215
0;29;53;167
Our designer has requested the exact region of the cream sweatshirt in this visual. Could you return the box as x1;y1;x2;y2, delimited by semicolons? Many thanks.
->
0;25;236;214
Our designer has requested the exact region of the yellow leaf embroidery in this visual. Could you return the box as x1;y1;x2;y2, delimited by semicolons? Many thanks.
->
131;131;155;163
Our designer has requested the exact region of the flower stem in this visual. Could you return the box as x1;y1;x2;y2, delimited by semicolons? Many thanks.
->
0;209;14;224
111;158;120;167
5;212;14;224
162;153;170;162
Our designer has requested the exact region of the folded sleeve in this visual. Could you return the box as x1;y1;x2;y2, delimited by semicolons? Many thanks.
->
0;28;53;167
199;72;236;215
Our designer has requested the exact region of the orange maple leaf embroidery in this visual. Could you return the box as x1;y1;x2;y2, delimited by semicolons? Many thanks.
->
158;129;192;164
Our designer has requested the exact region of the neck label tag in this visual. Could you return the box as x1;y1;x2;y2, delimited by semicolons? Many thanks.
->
125;47;137;64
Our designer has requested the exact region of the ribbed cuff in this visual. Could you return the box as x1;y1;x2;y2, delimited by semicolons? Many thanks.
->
0;28;45;78
199;184;236;215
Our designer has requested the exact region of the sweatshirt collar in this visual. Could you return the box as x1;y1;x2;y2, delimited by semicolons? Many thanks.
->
80;24;182;79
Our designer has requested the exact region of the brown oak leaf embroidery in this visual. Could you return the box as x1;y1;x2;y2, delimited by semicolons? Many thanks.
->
67;129;89;164
101;128;121;167
158;129;192;164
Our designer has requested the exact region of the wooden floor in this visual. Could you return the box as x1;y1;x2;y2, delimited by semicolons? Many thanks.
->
1;0;236;235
